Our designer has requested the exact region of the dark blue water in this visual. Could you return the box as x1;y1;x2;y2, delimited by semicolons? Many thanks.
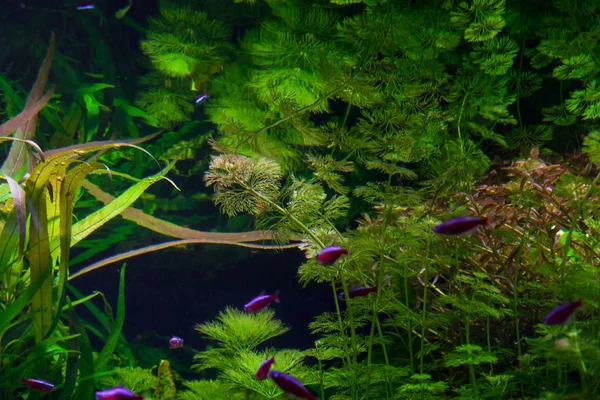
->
72;247;333;354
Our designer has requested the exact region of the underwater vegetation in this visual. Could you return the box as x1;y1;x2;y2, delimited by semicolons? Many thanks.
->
3;0;600;399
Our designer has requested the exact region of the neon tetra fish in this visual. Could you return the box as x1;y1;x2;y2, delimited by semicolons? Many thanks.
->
544;299;583;325
268;370;318;400
316;246;348;265
255;356;275;380
337;286;378;300
21;378;55;392
433;216;488;235
169;336;184;349
95;386;144;400
244;291;280;313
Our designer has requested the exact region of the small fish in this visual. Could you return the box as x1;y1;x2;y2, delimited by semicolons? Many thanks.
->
21;378;56;392
195;93;210;104
76;4;95;10
255;356;275;380
268;370;318;400
96;386;144;400
544;299;583;325
432;216;488;235
169;336;184;349
244;291;280;313
316;246;348;265
337;286;378;300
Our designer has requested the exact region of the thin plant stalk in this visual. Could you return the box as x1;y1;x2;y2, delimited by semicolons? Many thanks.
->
365;170;396;399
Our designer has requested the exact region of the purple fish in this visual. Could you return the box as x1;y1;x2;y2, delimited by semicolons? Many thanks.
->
95;386;144;400
244;291;280;312
433;216;488;235
21;378;55;392
169;336;184;349
255;356;275;380
76;4;96;10
195;93;209;104
316;246;348;265
338;286;378;300
268;370;318;400
544;299;583;325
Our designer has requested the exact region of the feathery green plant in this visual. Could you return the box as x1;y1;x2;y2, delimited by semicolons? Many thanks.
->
192;307;314;399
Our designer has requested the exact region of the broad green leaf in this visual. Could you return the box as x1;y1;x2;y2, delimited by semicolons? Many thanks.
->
83;94;100;117
60;162;104;282
78;83;115;96
45;162;104;339
61;292;101;312
69;160;176;247
0;198;23;288
26;167;54;341
114;98;159;127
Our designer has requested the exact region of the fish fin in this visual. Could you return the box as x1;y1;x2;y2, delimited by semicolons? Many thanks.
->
273;290;280;303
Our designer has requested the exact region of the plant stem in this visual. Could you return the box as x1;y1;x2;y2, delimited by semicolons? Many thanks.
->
318;358;326;400
365;171;395;399
341;275;359;400
486;315;493;375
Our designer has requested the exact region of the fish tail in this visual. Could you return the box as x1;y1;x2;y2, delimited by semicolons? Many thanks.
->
273;290;280;303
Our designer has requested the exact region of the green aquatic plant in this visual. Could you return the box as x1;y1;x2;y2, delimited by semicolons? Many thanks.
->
141;5;231;82
396;373;448;400
125;0;600;399
194;307;289;354
0;35;177;399
137;2;232;128
179;379;244;400
155;359;177;399
192;308;312;399
204;153;350;244
99;366;158;395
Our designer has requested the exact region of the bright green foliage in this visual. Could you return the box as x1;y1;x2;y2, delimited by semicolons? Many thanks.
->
220;349;309;399
566;80;600;120
397;373;448;400
135;86;194;128
192;308;314;399
137;2;232;127
450;0;507;42
138;0;600;182
583;130;600;165
194;307;289;353
444;344;499;367
471;36;519;75
179;380;244;400
99;367;158;394
141;6;231;80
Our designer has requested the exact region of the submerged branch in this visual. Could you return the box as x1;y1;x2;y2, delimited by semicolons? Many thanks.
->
68;239;300;280
81;180;302;242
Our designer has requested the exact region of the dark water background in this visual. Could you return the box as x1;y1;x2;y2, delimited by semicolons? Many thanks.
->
73;248;334;352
